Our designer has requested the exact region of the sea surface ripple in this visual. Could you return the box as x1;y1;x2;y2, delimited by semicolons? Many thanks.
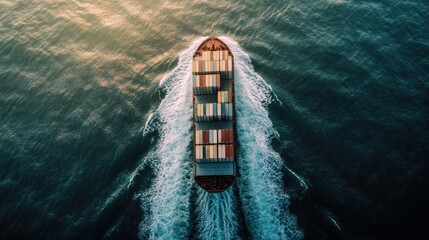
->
0;0;428;239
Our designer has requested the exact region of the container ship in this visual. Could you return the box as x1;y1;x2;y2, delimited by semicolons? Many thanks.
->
192;35;236;192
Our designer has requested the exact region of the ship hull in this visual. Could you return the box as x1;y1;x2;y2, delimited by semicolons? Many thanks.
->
192;37;236;192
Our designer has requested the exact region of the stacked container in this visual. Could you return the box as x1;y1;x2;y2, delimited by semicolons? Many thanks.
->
217;88;232;103
194;129;234;163
194;103;233;122
195;144;234;163
192;51;233;74
195;129;234;144
193;49;234;164
193;74;221;95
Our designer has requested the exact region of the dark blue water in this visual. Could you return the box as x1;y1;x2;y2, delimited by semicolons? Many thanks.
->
1;0;428;239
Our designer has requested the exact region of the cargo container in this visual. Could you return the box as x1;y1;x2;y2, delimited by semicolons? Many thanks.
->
193;74;221;95
194;103;233;122
192;35;236;192
195;129;233;145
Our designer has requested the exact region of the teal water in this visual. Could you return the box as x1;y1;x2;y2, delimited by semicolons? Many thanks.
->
1;0;428;239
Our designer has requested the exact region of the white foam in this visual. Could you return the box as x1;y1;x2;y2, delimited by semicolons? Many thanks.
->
220;36;303;239
139;37;204;239
196;189;239;240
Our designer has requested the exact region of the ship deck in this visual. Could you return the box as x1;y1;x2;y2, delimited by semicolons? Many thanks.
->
192;36;236;192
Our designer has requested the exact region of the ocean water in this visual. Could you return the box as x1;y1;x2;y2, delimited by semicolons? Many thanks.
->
0;0;428;239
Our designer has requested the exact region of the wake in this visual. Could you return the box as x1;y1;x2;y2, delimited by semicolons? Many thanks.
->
139;36;303;240
138;38;199;239
221;36;303;239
